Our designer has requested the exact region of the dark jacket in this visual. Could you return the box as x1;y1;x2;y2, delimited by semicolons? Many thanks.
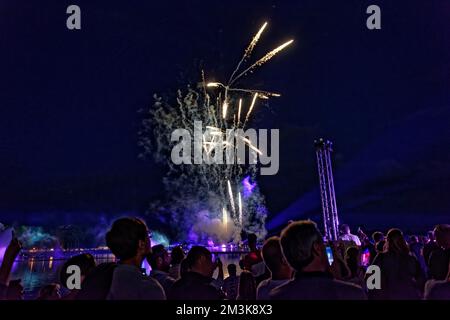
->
75;262;117;300
423;241;439;267
270;271;366;300
428;248;450;280
168;271;224;300
370;251;424;300
151;270;176;296
426;281;450;300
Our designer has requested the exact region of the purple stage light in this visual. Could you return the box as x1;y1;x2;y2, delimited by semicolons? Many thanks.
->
242;176;256;198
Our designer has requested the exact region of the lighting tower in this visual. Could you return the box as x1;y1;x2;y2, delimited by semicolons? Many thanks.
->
314;138;339;241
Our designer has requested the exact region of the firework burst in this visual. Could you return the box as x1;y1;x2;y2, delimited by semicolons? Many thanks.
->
140;21;293;243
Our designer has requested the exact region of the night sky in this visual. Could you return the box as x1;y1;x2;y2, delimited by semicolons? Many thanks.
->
1;0;449;233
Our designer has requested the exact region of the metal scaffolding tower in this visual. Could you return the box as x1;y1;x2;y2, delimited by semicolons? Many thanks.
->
314;138;339;241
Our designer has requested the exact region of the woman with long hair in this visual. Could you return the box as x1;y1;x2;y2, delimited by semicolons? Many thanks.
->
369;228;425;299
345;246;366;288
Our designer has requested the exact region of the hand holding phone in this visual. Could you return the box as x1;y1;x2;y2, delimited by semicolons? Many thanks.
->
361;248;371;267
215;256;222;268
325;246;334;265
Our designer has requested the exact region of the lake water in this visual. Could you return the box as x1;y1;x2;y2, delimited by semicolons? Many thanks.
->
9;252;245;300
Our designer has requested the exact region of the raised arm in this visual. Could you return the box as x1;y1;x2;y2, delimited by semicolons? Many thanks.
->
0;231;22;286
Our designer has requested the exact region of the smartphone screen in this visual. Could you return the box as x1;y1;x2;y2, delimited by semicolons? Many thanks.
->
361;248;371;267
326;246;334;265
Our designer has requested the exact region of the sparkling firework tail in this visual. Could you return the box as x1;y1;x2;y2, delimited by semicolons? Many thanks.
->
240;136;263;155
237;98;242;125
243;93;258;128
228;22;268;84
227;180;236;215
244;22;268;58
206;82;222;88
222;100;228;119
222;207;228;233
238;192;243;226
230;39;294;86
228;87;281;97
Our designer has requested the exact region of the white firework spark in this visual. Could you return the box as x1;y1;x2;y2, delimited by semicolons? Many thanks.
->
238;191;243;226
227;180;236;215
222;207;228;233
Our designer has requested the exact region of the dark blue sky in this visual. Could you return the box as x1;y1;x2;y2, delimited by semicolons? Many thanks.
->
0;0;449;232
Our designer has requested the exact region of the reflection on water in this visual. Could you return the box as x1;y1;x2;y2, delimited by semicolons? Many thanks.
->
11;253;244;300
11;255;116;300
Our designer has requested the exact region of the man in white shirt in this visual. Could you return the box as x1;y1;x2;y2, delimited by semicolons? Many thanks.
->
339;224;361;246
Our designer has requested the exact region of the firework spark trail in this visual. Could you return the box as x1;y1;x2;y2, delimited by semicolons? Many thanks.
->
228;87;281;97
230;39;294;85
243;93;258;128
239;136;263;155
237;98;242;125
206;82;281;99
206;82;222;88
228;22;268;84
227;180;236;215
222;207;228;233
222;100;228;119
244;22;268;59
205;139;233;157
238;191;243;226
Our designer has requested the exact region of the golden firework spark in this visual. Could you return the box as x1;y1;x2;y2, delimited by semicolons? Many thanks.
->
222;100;228;119
229;21;268;83
240;136;263;156
228;87;281;97
237;98;242;125
206;82;222;88
243;93;258;126
222;207;228;232
231;39;294;85
245;21;268;58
